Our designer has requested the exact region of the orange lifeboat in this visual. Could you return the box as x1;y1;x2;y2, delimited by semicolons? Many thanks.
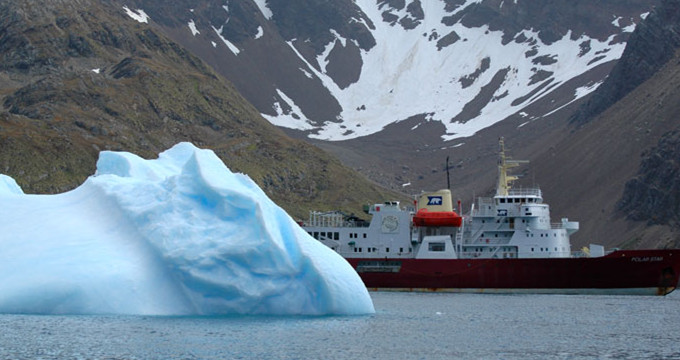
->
412;208;462;227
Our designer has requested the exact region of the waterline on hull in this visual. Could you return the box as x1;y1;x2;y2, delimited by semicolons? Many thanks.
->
367;287;676;296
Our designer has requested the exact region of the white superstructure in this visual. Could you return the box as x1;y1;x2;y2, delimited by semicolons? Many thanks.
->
304;138;579;260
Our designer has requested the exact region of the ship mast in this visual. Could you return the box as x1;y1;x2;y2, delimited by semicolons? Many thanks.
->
496;138;529;196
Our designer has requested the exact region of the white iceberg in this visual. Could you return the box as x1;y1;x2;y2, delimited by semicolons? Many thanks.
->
0;143;374;315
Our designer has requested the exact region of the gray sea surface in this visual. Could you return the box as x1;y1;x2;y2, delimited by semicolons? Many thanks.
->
0;291;678;359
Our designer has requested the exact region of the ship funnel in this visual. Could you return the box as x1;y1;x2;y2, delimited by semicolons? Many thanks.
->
416;189;454;212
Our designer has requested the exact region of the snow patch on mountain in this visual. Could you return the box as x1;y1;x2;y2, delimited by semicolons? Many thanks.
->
123;6;149;23
188;20;200;36
253;0;273;20
261;89;314;131
263;0;634;141
212;25;240;55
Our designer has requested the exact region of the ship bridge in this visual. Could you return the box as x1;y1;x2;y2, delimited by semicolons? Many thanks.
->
495;187;542;204
463;138;577;259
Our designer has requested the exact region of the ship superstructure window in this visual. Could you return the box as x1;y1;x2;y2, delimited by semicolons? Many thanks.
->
429;242;445;252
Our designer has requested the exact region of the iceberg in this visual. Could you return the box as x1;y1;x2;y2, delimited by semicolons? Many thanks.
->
0;143;374;316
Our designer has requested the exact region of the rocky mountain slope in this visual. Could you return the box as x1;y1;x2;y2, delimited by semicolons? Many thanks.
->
570;0;680;125
525;0;680;249
0;0;403;220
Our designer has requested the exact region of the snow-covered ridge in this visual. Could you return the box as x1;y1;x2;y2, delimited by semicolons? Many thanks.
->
120;1;646;143
296;0;631;140
261;0;641;141
0;143;374;315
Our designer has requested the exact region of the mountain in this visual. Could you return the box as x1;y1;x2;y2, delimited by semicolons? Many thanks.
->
113;0;680;250
114;0;659;191
125;0;652;140
0;0;402;220
526;0;680;249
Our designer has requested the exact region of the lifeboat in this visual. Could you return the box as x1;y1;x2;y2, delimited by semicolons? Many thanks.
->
412;189;461;227
412;208;462;227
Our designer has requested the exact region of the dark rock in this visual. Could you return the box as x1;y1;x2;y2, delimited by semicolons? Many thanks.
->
110;57;150;79
617;131;680;226
67;34;94;57
268;0;376;52
436;30;460;50
571;0;680;125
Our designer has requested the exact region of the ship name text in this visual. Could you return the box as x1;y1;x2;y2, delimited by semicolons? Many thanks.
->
631;256;663;262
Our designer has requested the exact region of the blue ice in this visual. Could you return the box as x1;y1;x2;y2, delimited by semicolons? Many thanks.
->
0;143;374;315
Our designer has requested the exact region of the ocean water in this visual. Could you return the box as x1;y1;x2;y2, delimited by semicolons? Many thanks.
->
1;291;679;360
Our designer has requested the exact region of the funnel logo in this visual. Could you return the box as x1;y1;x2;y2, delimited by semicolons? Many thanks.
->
427;196;443;206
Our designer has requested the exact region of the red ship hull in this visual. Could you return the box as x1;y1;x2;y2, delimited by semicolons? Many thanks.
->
348;249;680;295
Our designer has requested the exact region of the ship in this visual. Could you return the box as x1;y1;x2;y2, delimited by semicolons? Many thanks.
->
303;138;680;295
